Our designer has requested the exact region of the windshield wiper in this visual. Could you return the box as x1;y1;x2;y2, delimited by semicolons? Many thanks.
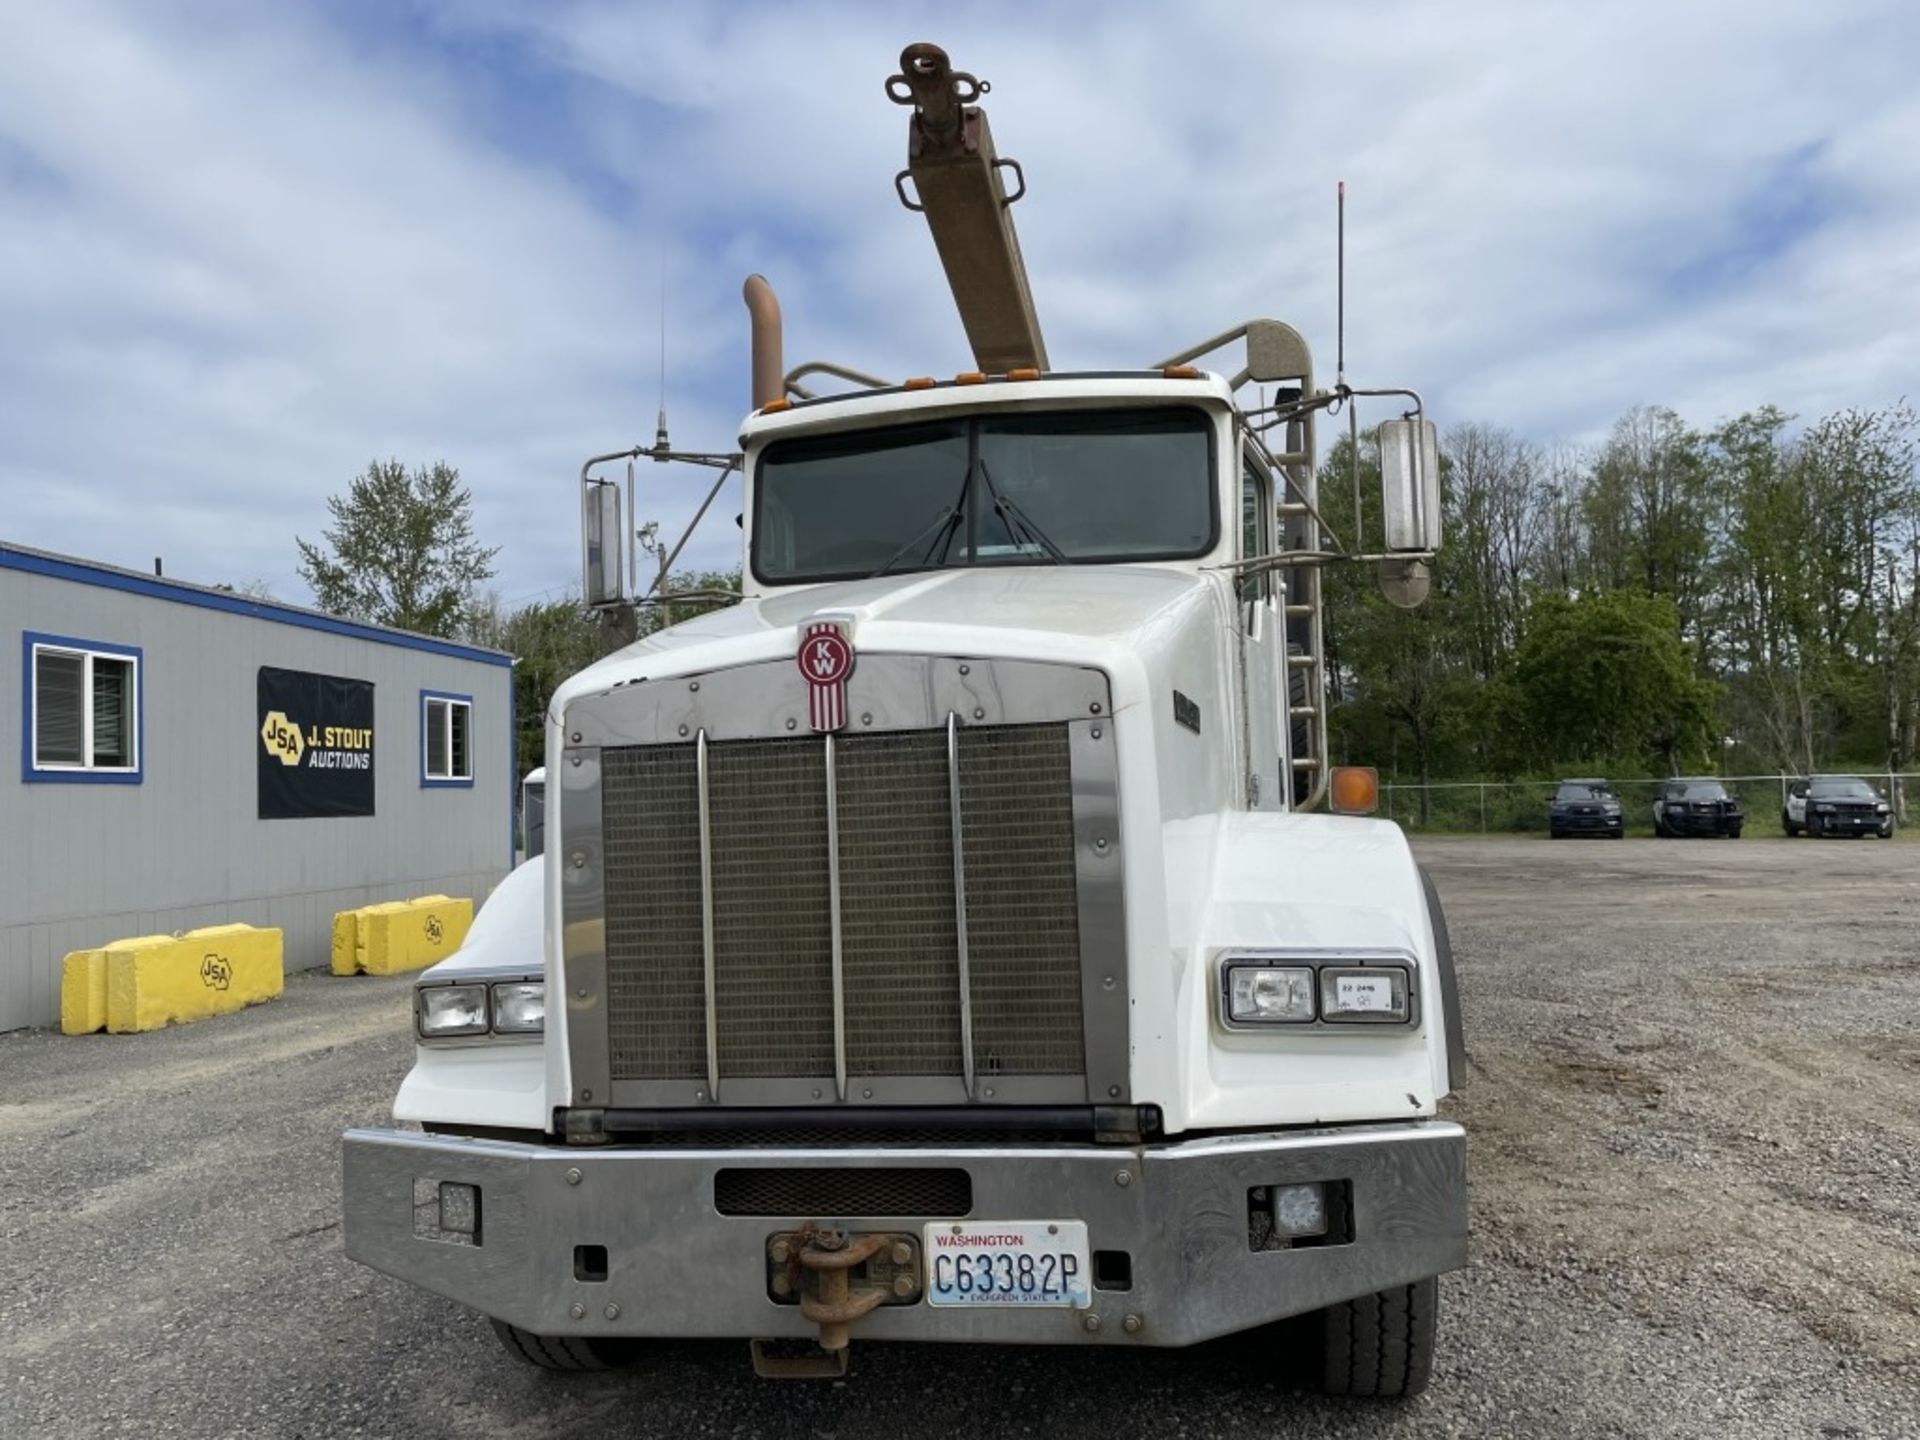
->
976;460;1067;564
867;463;975;578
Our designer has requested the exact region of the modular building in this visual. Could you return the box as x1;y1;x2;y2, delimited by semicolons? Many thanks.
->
1;541;514;1032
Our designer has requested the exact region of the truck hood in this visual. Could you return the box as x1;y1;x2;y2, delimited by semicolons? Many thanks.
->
552;565;1224;715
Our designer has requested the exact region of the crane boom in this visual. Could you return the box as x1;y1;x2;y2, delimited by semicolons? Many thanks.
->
887;43;1049;373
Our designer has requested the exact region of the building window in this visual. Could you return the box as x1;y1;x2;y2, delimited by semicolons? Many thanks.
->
23;633;142;783
421;691;473;786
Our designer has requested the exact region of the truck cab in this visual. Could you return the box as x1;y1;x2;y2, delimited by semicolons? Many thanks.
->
341;43;1465;1397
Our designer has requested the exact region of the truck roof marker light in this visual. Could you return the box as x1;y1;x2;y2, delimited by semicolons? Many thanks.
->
1006;367;1041;381
955;371;987;385
1329;766;1380;815
1162;364;1203;380
758;398;793;414
904;376;936;390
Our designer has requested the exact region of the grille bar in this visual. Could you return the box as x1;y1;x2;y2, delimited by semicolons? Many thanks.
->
946;711;977;1099
826;731;847;1101
697;728;720;1101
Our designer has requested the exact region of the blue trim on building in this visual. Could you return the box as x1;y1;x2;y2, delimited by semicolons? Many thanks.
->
0;542;512;668
420;688;476;788
21;630;145;785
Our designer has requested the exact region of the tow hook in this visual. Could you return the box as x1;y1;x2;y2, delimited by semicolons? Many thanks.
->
755;1225;921;1375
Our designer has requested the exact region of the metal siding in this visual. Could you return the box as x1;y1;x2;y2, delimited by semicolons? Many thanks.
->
0;567;513;1030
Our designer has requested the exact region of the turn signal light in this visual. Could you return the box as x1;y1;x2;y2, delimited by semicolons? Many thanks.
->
1329;766;1380;815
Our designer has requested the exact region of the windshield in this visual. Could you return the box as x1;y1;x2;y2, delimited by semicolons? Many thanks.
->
1679;782;1729;800
752;406;1216;583
1810;777;1878;800
1556;783;1615;801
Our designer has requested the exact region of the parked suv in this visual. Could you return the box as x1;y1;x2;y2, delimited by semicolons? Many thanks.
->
1653;778;1743;838
1549;778;1624;838
1784;775;1894;838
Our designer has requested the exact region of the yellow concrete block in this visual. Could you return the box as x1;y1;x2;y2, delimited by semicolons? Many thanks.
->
62;935;172;1034
61;949;108;1035
359;896;472;976
330;910;362;976
346;901;408;975
104;927;284;1032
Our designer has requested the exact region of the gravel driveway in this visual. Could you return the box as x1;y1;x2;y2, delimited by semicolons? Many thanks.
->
2;836;1916;1438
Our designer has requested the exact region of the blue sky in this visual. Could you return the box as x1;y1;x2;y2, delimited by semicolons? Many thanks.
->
3;1;1917;610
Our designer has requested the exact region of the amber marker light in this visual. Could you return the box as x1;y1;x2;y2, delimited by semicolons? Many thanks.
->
758;398;792;414
1162;364;1203;379
903;376;936;390
1329;766;1380;815
954;371;987;385
1006;367;1041;381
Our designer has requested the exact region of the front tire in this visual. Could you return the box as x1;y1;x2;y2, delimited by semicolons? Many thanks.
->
1783;811;1801;836
1313;1277;1439;1399
490;1319;639;1372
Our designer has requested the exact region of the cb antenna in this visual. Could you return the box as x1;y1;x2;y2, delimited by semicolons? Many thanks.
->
653;247;670;456
1335;180;1347;390
1338;180;1362;541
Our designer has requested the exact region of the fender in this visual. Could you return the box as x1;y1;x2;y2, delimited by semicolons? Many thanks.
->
1175;812;1452;1130
392;857;548;1131
1420;865;1467;1090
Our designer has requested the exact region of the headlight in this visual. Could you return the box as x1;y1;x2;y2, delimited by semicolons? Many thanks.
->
491;981;545;1033
1877;803;1891;814
417;983;489;1037
1319;966;1412;1023
1224;964;1315;1023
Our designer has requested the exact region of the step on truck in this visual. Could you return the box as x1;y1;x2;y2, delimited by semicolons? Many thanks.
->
342;42;1467;1394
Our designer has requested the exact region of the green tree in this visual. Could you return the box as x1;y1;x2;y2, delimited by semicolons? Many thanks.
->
1509;592;1719;773
466;594;605;775
1320;431;1483;815
297;460;498;636
465;566;745;776
1578;406;1713;637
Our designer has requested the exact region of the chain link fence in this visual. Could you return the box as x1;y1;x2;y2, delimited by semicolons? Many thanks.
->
1378;772;1916;836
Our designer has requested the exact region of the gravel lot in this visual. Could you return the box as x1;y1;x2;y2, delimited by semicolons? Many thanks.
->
2;836;1917;1438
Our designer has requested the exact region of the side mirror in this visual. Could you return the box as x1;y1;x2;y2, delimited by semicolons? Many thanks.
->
520;773;546;859
582;480;625;608
1379;418;1441;553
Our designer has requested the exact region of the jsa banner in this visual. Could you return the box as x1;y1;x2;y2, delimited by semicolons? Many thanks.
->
258;666;375;819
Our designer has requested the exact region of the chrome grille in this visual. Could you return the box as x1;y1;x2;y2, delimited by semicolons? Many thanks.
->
960;726;1085;1075
838;731;962;1077
710;738;833;1077
602;746;705;1081
599;721;1087;1094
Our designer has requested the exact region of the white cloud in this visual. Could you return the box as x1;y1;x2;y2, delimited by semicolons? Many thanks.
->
1;0;1916;604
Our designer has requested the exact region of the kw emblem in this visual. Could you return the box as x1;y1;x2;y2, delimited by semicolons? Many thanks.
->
798;624;855;732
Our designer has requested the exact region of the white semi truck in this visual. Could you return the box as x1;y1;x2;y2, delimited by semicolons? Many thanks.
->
343;43;1466;1395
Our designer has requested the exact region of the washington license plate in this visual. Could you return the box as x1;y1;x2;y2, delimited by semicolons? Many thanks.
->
923;1221;1092;1308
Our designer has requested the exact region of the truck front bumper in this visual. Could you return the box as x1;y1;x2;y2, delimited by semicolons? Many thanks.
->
342;1120;1465;1348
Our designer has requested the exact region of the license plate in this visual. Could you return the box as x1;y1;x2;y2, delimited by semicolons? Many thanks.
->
923;1221;1092;1308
